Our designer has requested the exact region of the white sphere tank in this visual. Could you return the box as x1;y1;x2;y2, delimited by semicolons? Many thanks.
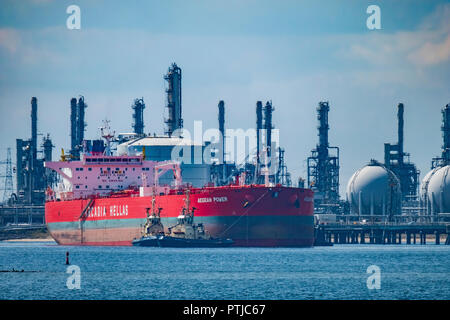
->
346;160;401;216
421;165;450;214
419;167;439;204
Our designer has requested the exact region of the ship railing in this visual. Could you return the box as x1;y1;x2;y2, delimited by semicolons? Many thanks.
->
48;188;143;202
173;183;285;195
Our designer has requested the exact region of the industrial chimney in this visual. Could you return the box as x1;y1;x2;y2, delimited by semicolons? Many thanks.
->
164;63;183;136
317;101;330;151
132;98;146;135
263;101;273;157
70;98;77;157
43;134;54;162
256;101;263;166
397;103;404;164
218;100;225;164
31;97;37;163
70;96;87;159
77;96;86;144
442;103;450;164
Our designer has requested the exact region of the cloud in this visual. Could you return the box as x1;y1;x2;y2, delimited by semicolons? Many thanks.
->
418;2;450;33
0;26;71;69
407;4;450;66
408;34;450;66
0;2;448;197
0;28;20;54
343;3;450;68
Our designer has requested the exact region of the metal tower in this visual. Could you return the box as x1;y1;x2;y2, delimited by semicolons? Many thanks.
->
307;101;340;204
443;103;450;164
70;97;78;157
70;96;87;159
263;101;274;158
211;100;238;186
31;97;38;164
256;101;263;167
255;101;276;183
164;63;183;136
276;147;291;186
384;103;419;199
432;103;450;168
42;134;54;162
132;98;146;135
78;96;86;144
218;100;225;163
1;148;13;203
14;97;50;205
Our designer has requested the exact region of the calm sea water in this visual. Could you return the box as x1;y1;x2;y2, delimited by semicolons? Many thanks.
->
0;241;449;300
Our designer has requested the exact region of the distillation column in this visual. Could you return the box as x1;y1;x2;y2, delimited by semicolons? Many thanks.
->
132;98;146;135
164;63;183;136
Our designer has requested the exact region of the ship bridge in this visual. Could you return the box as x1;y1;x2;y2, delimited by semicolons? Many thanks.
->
117;136;211;188
44;155;180;200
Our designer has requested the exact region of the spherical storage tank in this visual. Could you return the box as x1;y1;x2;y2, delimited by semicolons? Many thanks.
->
420;165;450;214
346;160;402;216
419;167;439;204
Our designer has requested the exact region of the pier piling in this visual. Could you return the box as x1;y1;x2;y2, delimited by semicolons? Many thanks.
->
314;223;448;246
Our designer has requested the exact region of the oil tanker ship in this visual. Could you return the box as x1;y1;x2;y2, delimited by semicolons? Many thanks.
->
43;63;314;246
44;153;314;246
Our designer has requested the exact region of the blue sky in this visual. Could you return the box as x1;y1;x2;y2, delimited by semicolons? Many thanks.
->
0;0;449;196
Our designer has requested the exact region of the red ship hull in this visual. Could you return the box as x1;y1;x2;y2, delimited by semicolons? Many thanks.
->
45;185;314;247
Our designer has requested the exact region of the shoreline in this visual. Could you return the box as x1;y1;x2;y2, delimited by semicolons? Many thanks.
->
0;226;50;241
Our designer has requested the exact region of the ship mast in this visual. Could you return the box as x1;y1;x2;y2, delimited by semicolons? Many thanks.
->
142;193;163;237
183;189;195;224
100;119;115;156
151;193;161;218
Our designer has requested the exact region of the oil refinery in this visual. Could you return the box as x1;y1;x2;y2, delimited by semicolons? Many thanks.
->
0;63;449;243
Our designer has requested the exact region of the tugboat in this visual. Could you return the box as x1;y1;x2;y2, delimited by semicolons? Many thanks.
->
133;190;234;247
131;194;164;246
